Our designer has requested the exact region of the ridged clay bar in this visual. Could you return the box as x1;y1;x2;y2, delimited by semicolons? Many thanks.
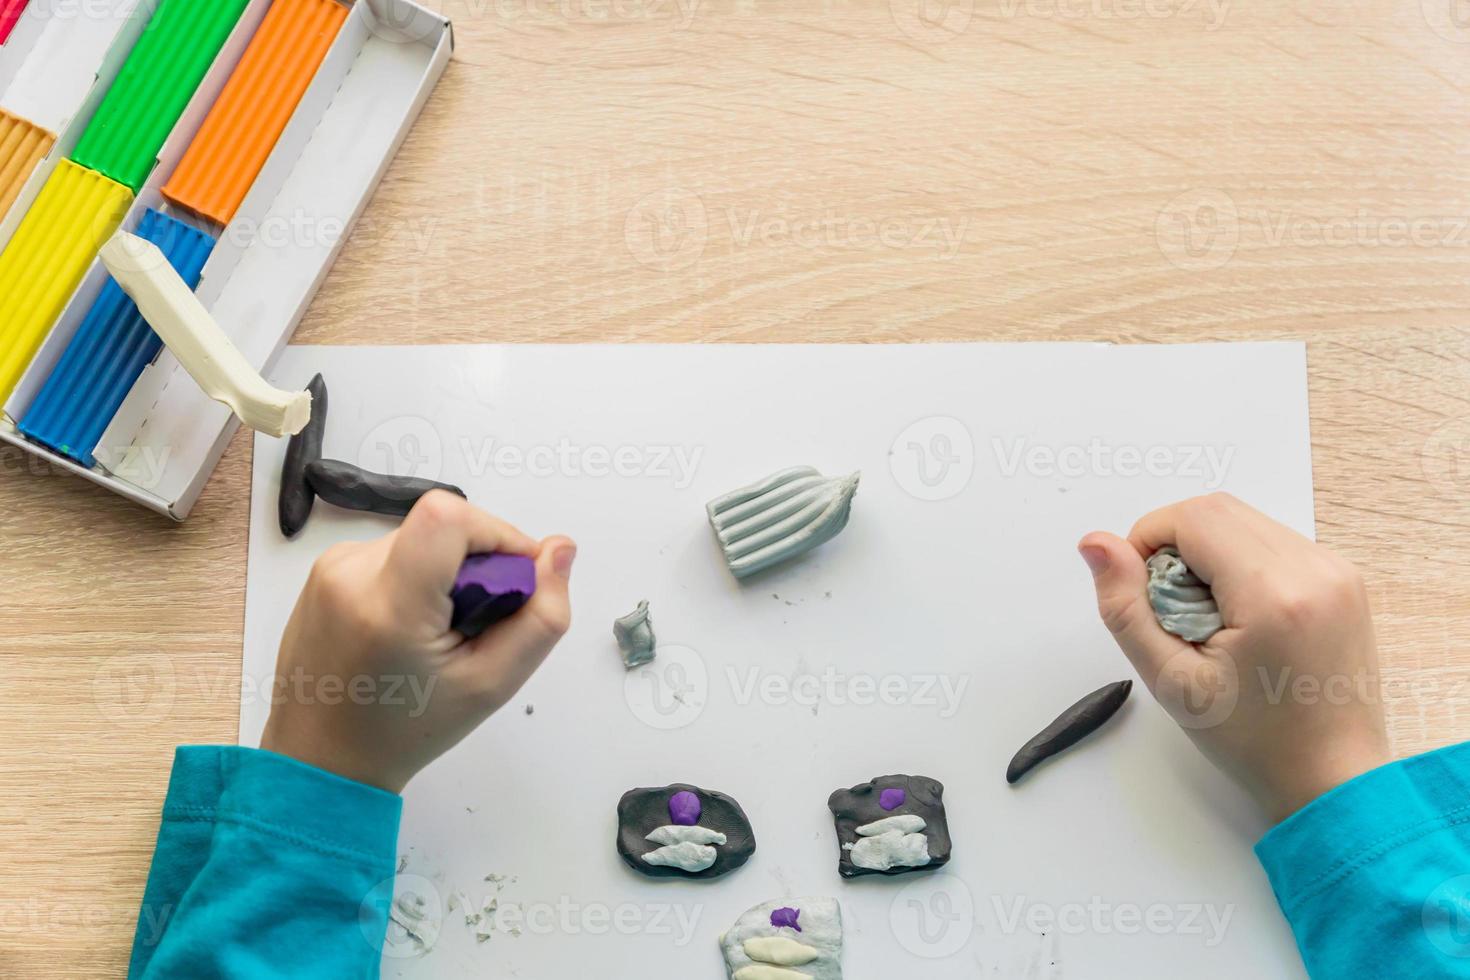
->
707;466;860;579
1146;546;1224;644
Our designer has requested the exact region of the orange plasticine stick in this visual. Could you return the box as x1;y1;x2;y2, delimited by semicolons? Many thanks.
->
162;0;348;227
0;109;54;219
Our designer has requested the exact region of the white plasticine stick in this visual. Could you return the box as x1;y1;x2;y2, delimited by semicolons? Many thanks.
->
99;232;311;438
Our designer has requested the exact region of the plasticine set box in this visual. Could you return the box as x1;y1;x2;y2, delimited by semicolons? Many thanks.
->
0;0;452;519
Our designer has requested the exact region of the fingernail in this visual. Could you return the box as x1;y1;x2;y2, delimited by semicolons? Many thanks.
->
1078;543;1109;577
553;543;577;579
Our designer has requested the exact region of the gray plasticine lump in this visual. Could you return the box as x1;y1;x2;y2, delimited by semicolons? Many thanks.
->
707;466;860;579
1146;546;1224;643
614;600;657;667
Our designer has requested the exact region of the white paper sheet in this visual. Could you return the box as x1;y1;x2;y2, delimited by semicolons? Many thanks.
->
245;343;1313;978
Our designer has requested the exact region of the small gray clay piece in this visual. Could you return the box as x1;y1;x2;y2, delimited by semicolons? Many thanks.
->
707;466;860;579
720;897;843;980
614;600;657;667
1146;546;1224;643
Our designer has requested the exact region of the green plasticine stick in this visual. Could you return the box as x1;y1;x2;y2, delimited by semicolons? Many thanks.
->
71;0;252;192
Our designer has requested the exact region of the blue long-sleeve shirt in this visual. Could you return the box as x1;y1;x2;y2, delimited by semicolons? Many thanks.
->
130;743;1470;978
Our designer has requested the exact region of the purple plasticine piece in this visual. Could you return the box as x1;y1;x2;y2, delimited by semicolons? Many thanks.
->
879;788;908;811
450;553;536;639
770;907;802;932
669;791;702;826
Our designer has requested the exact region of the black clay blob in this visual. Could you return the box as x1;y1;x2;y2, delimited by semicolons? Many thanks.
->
278;373;328;538
616;783;756;880
1007;680;1133;785
304;459;465;518
827;774;951;879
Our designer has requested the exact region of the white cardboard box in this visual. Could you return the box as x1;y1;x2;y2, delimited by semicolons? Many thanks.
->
0;0;453;519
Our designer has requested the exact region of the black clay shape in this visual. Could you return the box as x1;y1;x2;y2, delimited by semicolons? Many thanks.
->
827;774;952;879
278;373;328;538
305;458;466;518
616;784;756;881
1007;680;1133;785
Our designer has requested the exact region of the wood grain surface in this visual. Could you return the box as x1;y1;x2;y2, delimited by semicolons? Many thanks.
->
2;0;1468;973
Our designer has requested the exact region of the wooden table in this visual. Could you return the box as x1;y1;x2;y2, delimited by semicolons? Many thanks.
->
2;1;1467;973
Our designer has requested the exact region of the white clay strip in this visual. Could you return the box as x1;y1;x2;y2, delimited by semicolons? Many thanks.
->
733;967;811;980
744;937;820;966
99;232;311;437
645;825;727;846
855;814;925;837
845;831;931;872
640;842;718;872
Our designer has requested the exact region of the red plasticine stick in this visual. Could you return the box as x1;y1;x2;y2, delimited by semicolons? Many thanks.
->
0;0;30;45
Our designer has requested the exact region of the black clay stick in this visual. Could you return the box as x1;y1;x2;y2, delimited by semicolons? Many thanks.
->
1007;680;1133;785
278;373;329;538
305;458;466;518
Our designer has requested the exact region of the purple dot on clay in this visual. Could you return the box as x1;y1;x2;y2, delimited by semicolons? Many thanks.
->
770;907;802;932
879;788;908;811
669;791;702;826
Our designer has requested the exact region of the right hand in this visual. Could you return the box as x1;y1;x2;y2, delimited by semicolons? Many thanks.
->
1078;493;1391;824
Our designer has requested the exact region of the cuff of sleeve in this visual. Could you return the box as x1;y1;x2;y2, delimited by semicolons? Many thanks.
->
160;745;232;819
202;746;403;869
1255;741;1470;916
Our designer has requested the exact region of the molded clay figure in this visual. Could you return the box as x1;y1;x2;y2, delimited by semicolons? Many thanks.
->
616;784;756;880
827;775;951;878
720;897;843;980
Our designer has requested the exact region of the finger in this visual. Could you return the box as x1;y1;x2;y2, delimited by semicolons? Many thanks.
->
1079;531;1195;684
460;535;577;693
1126;493;1279;590
385;491;540;601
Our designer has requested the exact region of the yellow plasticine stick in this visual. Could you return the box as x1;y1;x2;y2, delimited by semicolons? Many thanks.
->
0;160;132;405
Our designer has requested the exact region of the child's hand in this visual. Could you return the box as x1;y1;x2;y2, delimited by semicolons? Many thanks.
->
1079;493;1390;823
261;492;576;793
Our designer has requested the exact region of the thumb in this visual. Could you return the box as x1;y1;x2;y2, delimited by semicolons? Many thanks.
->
1078;531;1193;688
464;535;577;679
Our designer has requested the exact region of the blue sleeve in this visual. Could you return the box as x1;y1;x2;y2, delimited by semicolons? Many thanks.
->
1255;741;1470;978
128;746;402;979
